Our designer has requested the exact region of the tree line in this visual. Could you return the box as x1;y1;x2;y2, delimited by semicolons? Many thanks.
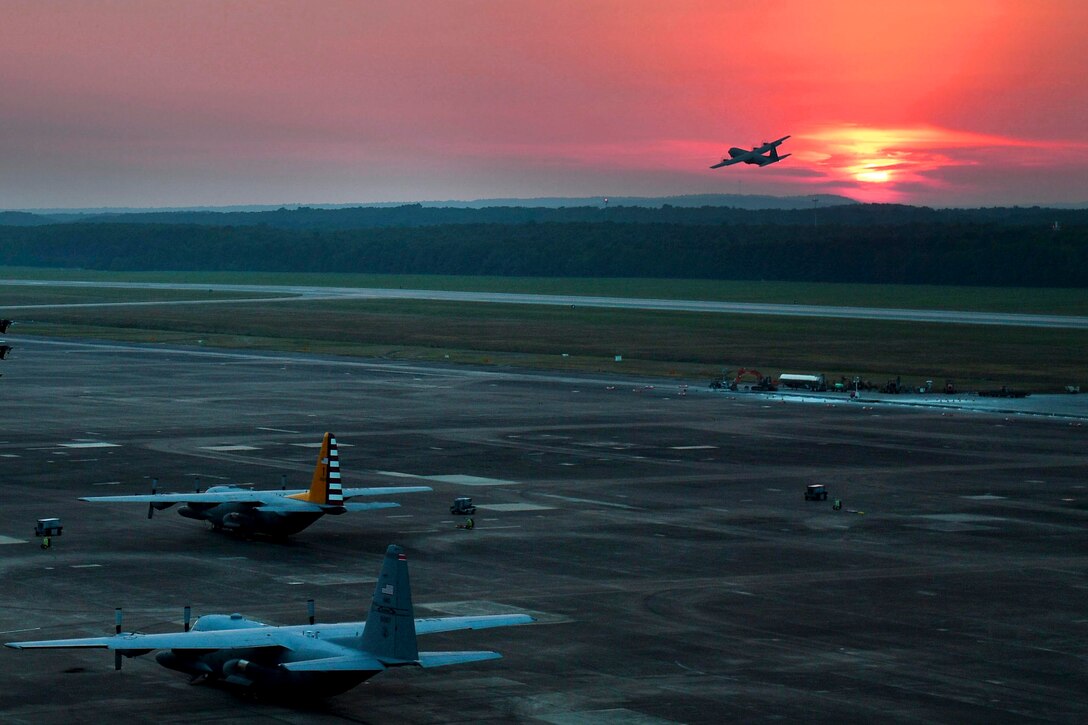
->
0;218;1084;287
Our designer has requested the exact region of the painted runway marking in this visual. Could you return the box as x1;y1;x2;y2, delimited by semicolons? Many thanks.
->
201;444;259;451
670;445;717;450
962;494;1006;500
0;453;19;458
917;514;1008;522
425;474;518;487
92;481;122;486
292;441;353;448
536;493;636;510
69;564;103;569
59;442;119;449
375;470;423;478
278;573;376;586
257;427;300;433
476;503;554;512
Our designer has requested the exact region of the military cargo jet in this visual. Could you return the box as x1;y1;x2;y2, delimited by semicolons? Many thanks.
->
711;135;791;167
6;545;534;697
80;432;431;537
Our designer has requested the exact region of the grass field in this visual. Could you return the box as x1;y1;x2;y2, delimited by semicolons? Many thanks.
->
2;271;1084;392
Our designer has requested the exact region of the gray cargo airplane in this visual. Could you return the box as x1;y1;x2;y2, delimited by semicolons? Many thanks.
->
80;433;431;537
711;135;791;168
6;545;534;697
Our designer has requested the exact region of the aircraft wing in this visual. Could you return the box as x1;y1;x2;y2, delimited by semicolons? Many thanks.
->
80;489;287;506
710;158;742;169
342;486;432;498
756;135;790;152
6;627;299;652
414;614;535;636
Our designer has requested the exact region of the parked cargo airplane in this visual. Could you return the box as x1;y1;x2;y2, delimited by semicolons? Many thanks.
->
80;433;431;537
6;545;534;697
710;135;791;168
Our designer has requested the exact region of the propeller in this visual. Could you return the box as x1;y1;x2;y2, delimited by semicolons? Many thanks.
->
183;605;191;632
114;608;123;671
147;478;158;519
282;474;287;491
307;599;315;625
194;476;201;494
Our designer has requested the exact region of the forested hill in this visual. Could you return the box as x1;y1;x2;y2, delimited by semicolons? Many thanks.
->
0;214;1084;287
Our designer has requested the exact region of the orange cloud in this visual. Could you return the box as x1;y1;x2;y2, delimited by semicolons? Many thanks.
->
794;124;1088;203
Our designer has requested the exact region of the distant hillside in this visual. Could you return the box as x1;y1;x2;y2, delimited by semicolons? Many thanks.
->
417;194;858;209
6;193;856;216
4;201;1088;231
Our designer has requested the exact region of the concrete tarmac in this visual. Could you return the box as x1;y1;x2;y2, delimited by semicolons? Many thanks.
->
0;339;1085;724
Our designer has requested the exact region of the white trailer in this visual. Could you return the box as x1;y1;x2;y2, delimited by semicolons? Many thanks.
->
778;373;826;391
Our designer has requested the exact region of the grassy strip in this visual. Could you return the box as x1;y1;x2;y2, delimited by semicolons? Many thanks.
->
1;266;1086;315
15;296;1087;391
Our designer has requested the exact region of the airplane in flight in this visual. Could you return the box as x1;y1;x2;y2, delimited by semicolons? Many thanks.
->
80;432;432;537
6;544;534;697
710;135;791;168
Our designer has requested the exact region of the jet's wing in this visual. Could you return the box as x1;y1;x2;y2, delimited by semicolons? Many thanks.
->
80;489;288;505
756;135;790;152
254;500;404;513
414;614;535;636
6;628;299;652
342;486;432;498
280;649;502;672
710;158;741;169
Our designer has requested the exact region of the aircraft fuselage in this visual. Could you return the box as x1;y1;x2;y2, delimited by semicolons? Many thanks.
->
177;501;323;537
153;614;378;696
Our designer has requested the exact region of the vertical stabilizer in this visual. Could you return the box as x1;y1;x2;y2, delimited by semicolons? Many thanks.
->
361;545;419;663
299;432;343;505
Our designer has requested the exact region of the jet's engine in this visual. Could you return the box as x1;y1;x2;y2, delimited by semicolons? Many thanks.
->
222;512;255;531
177;506;207;521
222;658;289;688
156;651;213;678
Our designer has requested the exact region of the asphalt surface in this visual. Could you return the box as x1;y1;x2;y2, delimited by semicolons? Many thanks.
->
5;278;1088;329
0;338;1086;724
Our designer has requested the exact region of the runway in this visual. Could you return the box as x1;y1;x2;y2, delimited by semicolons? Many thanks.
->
5;278;1088;329
0;339;1085;723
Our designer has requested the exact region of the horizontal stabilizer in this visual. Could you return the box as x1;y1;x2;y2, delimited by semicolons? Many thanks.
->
417;650;502;668
280;653;386;673
343;486;433;498
339;501;402;512
415;613;535;636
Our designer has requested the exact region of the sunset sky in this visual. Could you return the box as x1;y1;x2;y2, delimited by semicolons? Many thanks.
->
2;1;1087;209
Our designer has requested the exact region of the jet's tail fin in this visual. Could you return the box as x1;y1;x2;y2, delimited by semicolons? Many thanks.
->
295;432;344;505
361;545;419;664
